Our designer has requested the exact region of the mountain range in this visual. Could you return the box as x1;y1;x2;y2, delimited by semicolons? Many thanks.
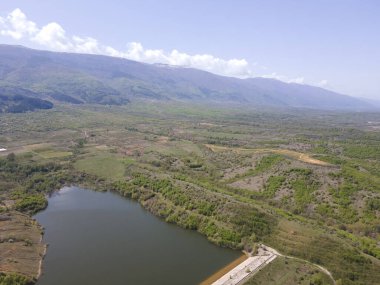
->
0;45;375;112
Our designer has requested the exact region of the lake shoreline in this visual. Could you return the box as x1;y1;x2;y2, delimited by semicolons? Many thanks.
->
2;179;247;284
200;245;280;285
36;242;47;280
199;254;248;285
0;211;46;283
34;186;241;285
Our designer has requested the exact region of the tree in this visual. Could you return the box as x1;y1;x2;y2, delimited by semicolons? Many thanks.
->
6;152;15;162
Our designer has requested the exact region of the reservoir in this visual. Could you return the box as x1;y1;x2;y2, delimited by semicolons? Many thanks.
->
34;187;241;285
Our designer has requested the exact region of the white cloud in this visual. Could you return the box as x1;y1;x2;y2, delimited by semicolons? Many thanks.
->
288;77;304;84
33;22;71;50
114;43;252;77
318;79;328;87
0;8;312;83
0;8;253;78
72;36;100;54
32;22;101;54
0;8;37;39
262;73;304;84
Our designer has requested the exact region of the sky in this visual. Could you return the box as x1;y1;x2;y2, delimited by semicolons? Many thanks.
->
0;0;379;99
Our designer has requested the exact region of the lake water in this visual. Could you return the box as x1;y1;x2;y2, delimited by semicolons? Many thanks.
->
34;187;240;285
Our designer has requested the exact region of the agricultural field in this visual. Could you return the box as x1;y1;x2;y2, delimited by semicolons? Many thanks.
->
0;102;380;284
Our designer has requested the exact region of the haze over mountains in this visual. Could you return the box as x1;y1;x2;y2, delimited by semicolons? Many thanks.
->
0;45;374;112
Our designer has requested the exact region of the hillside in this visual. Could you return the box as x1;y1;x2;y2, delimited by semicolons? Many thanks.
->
0;45;373;111
0;86;53;113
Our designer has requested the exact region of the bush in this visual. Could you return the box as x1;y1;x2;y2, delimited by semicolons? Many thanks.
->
6;153;16;162
15;194;47;214
0;273;30;285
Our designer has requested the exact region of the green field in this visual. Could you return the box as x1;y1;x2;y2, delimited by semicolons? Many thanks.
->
0;102;379;284
74;153;126;180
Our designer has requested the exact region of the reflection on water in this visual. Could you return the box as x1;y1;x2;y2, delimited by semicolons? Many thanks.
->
35;187;240;285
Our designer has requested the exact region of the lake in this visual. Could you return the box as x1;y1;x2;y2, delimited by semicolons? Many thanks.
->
34;187;241;285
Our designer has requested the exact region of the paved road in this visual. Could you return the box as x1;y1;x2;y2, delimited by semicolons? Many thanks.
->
211;244;335;285
211;246;277;285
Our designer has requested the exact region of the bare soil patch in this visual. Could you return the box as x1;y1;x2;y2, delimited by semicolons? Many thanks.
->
229;174;270;192
0;211;45;280
205;144;331;166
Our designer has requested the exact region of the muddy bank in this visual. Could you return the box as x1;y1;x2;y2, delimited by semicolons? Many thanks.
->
200;254;248;285
0;211;45;282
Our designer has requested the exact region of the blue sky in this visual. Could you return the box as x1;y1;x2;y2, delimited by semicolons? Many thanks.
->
0;0;379;99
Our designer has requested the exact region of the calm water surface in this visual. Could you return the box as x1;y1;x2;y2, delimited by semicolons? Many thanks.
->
34;187;240;285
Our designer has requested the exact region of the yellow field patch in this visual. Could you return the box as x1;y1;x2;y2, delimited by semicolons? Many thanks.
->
37;150;72;159
94;144;110;150
23;143;52;151
205;144;331;166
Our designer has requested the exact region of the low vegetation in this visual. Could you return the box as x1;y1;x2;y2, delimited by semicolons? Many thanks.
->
245;257;334;285
0;273;29;285
0;102;379;284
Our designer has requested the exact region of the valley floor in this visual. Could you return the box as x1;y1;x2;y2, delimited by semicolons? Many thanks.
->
1;103;379;285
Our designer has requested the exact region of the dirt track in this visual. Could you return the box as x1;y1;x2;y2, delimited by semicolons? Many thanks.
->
205;144;331;166
200;244;336;285
206;245;278;285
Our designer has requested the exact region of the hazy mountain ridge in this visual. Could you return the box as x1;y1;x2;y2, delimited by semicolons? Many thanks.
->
0;85;53;113
0;45;374;111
